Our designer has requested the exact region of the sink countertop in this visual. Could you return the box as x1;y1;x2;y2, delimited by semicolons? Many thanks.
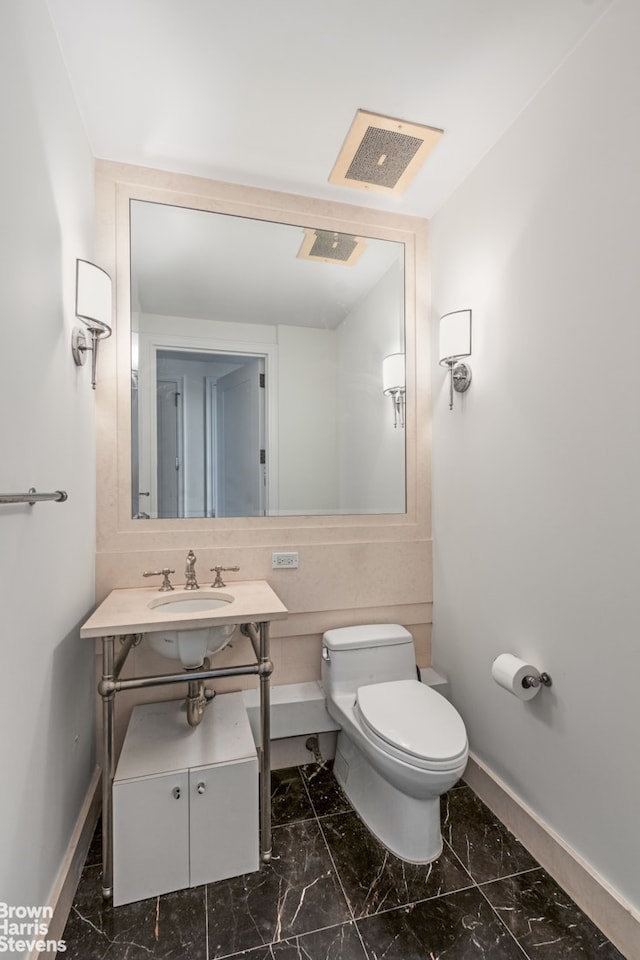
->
80;580;288;638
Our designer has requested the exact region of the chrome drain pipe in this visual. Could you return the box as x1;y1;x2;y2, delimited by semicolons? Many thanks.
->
185;658;214;727
305;734;325;767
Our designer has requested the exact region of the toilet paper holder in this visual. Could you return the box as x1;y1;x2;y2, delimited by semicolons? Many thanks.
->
522;671;552;689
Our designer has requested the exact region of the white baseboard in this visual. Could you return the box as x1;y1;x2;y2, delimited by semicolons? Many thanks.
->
35;766;101;960
465;753;639;960
242;681;339;743
242;674;448;746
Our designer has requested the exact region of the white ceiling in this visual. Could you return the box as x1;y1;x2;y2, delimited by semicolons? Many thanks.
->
130;199;404;327
47;0;613;219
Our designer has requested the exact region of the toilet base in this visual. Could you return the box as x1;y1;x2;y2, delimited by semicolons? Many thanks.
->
333;731;443;863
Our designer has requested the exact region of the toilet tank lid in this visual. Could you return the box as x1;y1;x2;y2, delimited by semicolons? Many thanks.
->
323;624;413;650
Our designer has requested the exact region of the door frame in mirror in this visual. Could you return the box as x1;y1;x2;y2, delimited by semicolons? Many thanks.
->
95;160;430;553
137;332;279;519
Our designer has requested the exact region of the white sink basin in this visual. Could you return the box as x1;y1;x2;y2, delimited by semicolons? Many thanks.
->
146;591;236;667
150;595;233;614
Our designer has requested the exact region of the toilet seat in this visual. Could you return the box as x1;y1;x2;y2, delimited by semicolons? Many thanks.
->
355;680;468;772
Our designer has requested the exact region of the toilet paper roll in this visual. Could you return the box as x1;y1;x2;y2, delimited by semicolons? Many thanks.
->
491;653;541;701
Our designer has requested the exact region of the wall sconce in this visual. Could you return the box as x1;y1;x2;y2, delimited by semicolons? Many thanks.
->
382;353;406;428
71;259;112;389
439;309;472;410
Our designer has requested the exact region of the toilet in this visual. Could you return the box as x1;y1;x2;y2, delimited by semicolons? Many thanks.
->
321;624;468;863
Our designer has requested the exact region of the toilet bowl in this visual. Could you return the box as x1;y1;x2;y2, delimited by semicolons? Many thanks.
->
321;624;468;863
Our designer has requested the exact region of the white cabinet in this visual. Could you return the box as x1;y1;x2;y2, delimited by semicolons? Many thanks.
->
113;693;259;906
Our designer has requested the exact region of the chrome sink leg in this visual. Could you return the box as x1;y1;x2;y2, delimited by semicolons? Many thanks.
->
259;621;272;863
101;636;115;899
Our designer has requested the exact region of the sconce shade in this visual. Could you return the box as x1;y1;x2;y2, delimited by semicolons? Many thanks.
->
382;353;405;394
439;309;471;364
75;259;112;333
72;259;113;389
382;353;405;428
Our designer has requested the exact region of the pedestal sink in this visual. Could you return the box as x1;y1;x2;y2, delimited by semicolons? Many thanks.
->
80;578;289;894
146;592;236;667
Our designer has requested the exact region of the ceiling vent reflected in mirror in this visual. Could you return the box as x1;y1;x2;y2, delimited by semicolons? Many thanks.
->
329;109;444;196
297;228;366;266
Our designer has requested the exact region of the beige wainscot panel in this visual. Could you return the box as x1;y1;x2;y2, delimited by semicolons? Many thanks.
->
94;538;432;757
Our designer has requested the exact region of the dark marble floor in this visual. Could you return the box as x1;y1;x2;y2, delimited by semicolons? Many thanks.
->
62;763;625;959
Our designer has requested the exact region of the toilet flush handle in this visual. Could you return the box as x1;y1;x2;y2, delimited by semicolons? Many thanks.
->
322;647;330;662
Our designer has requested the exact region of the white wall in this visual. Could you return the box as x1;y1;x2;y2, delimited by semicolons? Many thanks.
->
277;324;338;514
430;0;639;914
0;0;96;931
337;261;405;514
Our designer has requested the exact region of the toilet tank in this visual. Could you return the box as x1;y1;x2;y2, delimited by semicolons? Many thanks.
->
321;624;417;700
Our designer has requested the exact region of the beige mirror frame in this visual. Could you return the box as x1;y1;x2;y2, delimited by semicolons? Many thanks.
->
94;161;432;629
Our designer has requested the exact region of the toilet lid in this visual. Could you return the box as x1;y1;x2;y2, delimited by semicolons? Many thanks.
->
356;680;467;763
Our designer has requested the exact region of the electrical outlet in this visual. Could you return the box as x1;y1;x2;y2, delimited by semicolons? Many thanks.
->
272;551;299;569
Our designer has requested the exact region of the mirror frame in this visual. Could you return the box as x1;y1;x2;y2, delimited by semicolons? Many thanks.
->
95;161;431;555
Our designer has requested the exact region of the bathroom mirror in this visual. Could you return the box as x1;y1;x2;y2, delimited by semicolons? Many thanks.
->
130;200;406;519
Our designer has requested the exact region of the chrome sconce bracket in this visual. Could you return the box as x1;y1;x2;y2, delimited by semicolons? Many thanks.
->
443;360;472;410
438;309;473;411
72;324;110;390
386;388;406;428
71;326;88;366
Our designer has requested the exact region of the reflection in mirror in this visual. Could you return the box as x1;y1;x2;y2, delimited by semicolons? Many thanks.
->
130;201;406;519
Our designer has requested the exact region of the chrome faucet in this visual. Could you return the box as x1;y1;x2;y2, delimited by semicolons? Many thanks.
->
184;549;199;590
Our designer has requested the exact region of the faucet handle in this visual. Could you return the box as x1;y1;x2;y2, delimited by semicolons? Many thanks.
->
209;565;240;588
143;568;175;591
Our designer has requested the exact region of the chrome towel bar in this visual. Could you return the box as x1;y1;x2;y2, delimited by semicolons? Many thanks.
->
0;488;68;505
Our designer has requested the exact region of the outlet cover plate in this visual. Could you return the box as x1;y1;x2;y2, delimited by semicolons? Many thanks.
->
272;552;299;569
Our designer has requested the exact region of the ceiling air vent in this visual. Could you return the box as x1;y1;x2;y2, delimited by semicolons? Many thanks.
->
297;228;366;266
329;109;443;196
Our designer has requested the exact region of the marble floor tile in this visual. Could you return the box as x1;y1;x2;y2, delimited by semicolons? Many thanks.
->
357;886;528;960
62;884;207;960
300;762;352;818
441;786;538;884
220;923;369;960
481;868;626;959
270;922;369;959
207;819;351;958
321;810;474;918
271;767;316;825
62;770;620;960
215;947;274;960
205;871;274;958
67;863;112;921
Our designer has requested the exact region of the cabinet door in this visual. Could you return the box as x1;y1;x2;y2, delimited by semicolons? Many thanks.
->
113;771;189;905
189;759;259;887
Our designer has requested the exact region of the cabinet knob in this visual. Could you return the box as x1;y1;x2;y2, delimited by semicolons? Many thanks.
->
173;786;181;799
197;781;206;795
